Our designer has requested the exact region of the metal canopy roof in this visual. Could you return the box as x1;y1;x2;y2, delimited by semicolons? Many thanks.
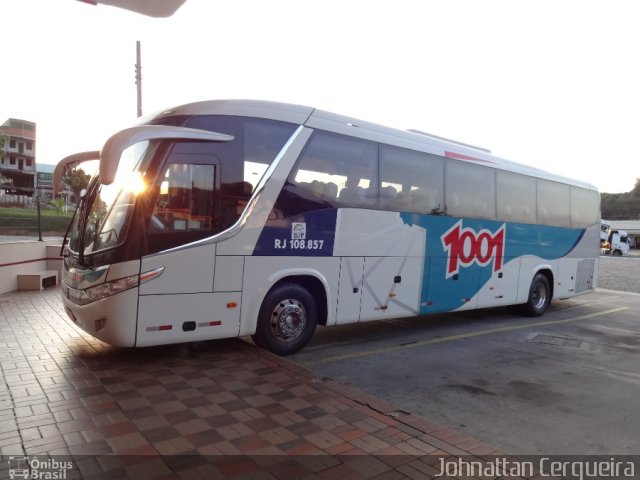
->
77;0;187;17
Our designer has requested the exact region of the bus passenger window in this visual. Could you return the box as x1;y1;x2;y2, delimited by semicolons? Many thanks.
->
379;145;444;214
446;161;496;220
149;163;215;234
571;187;599;228
339;176;370;205
537;180;570;227
380;185;398;208
220;181;252;229
279;130;378;215
497;170;536;224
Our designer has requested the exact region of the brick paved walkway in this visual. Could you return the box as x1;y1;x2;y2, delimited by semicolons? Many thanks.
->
0;287;509;479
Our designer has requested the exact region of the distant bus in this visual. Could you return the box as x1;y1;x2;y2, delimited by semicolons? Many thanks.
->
54;100;600;355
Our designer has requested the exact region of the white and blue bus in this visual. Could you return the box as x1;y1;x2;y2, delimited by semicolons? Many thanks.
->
54;100;600;355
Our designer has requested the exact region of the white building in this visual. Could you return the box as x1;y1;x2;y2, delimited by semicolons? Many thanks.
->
0;118;36;196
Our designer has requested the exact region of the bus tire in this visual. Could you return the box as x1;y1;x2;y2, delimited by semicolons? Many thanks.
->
252;283;318;356
612;249;622;256
521;273;550;317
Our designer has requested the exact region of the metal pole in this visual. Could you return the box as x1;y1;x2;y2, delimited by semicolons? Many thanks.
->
136;40;143;118
36;196;43;241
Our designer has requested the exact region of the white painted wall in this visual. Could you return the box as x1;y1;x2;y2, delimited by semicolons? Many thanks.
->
0;240;62;294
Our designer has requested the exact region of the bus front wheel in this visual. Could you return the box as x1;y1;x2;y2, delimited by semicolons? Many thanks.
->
520;273;551;317
252;283;318;355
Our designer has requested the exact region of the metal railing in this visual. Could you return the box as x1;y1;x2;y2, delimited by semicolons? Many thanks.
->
0;195;74;242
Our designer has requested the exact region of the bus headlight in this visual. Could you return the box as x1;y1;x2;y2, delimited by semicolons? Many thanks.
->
84;275;139;302
65;267;164;305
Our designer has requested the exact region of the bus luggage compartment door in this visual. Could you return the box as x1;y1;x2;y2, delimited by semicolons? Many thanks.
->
358;256;422;321
476;257;520;308
335;257;364;324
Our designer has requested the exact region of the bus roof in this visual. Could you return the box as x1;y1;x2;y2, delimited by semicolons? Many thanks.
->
146;99;598;192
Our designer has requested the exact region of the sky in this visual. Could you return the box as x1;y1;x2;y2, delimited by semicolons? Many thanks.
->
2;0;640;193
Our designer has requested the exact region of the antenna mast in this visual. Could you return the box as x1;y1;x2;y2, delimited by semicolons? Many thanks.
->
135;41;142;117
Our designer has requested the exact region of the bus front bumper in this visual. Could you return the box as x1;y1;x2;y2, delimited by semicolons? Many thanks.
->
61;282;139;347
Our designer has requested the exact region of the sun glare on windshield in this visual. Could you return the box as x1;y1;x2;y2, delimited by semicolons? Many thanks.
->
121;171;146;195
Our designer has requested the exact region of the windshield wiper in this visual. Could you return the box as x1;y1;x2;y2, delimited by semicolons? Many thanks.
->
76;178;100;267
59;206;78;258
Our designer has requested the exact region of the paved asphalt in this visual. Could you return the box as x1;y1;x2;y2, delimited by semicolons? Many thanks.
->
598;249;640;293
292;251;640;455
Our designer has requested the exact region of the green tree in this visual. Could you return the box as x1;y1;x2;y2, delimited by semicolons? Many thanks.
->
601;180;640;220
632;178;640;198
65;168;91;206
49;197;65;215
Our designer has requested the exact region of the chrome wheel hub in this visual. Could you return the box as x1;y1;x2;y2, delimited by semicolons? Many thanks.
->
271;299;306;341
532;283;546;309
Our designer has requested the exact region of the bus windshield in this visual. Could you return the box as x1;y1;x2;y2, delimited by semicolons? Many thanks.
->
69;141;150;256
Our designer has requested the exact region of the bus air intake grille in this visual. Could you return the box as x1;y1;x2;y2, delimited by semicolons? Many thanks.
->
575;259;596;293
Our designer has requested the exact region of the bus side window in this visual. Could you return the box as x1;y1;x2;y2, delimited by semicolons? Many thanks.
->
339;176;369;205
379;145;444;214
497;170;536;224
145;160;217;253
220;181;252;229
323;182;339;201
278;131;377;216
446;160;496;220
379;185;398;208
571;186;599;228
537;179;570;227
149;163;215;233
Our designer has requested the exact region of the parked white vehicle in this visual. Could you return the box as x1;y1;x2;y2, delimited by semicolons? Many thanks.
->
601;221;630;256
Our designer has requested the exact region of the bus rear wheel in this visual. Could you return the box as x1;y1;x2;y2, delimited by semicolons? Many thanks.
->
252;283;318;356
520;273;550;317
